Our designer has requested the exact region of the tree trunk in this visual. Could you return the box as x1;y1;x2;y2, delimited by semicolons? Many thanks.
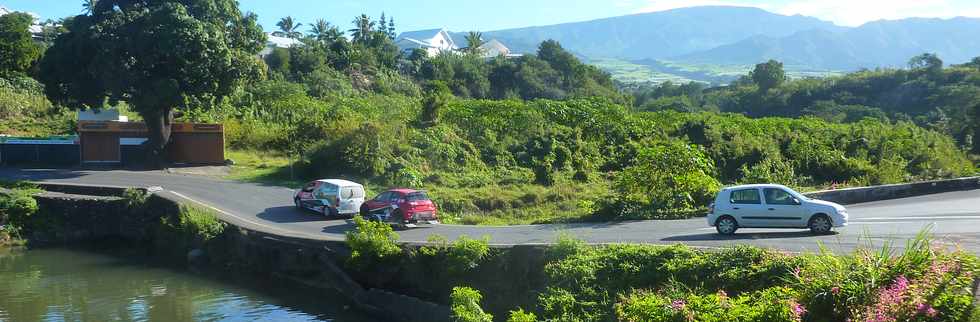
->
142;108;174;169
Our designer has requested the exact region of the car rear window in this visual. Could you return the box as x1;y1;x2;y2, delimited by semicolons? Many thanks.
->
405;192;430;201
730;189;761;204
342;187;364;199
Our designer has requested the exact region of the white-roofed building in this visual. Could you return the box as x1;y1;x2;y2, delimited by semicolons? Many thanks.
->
259;33;304;57
395;28;458;57
0;6;44;38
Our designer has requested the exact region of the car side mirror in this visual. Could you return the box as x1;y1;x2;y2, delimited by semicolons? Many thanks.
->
793;198;801;205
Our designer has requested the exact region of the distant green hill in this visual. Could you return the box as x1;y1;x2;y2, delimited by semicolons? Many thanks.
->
407;6;980;84
466;6;842;60
677;17;980;70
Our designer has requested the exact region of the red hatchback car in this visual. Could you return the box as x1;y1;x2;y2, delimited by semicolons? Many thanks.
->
360;189;438;227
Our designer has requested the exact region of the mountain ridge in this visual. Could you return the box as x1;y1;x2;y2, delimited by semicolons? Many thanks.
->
404;6;980;73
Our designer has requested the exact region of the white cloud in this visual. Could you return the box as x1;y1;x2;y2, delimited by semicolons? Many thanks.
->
628;0;980;26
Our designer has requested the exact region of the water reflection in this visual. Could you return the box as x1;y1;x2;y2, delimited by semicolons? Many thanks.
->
0;247;374;322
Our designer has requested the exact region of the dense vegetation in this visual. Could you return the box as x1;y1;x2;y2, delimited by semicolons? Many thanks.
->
345;220;980;322
0;182;40;245
1;1;977;225
633;57;980;155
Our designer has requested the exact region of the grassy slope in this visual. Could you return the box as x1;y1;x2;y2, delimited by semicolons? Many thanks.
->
591;58;844;85
224;149;611;225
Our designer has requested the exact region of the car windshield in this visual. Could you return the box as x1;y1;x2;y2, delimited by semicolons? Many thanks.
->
405;192;430;201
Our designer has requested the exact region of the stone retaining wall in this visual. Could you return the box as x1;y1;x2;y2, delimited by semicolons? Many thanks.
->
804;177;980;205
6;184;450;322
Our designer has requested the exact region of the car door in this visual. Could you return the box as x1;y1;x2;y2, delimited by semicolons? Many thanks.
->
728;188;767;227
762;188;807;228
365;192;391;213
297;181;320;210
314;183;339;210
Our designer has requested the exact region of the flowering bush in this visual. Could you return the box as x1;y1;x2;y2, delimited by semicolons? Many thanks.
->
789;234;978;322
533;235;977;322
615;287;801;322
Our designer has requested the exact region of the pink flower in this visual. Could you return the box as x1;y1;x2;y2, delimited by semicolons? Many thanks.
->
671;299;686;311
916;303;938;318
792;267;803;280
789;300;806;320
831;287;841;295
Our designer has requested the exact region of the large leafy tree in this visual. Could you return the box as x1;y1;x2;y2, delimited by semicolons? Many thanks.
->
38;0;266;165
750;59;786;92
908;53;943;71
614;141;720;211
0;12;42;75
349;14;375;44
274;16;303;39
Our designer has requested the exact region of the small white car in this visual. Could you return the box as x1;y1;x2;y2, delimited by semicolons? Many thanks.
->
294;179;366;218
706;184;848;235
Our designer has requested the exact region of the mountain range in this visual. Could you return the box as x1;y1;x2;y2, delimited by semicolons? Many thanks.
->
421;6;980;73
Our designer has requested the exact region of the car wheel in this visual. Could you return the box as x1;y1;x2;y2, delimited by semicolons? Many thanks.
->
392;209;406;227
323;206;338;218
360;205;369;217
809;215;833;234
716;216;738;235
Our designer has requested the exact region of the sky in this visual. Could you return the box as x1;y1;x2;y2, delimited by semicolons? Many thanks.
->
3;0;980;33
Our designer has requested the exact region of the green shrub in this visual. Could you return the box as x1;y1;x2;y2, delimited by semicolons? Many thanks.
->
0;188;38;228
739;156;799;185
451;286;493;322
506;309;538;322
345;216;402;268
122;188;150;209
613;141;720;213
531;234;977;322
419;234;491;273
168;205;226;243
615;288;802;322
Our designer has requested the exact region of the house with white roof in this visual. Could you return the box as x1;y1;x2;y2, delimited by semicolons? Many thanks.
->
0;6;43;37
395;28;458;57
259;33;304;57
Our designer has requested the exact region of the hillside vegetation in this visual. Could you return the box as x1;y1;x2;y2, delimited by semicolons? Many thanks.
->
633;57;980;155
1;4;976;225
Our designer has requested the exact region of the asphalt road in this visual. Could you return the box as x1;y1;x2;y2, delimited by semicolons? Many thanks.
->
3;168;980;254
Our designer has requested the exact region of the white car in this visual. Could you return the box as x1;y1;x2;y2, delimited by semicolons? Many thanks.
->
294;179;366;218
706;184;848;235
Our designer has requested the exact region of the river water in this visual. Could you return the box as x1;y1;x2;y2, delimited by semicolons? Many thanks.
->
0;246;376;322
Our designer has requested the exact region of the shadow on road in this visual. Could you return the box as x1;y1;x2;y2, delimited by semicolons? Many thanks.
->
662;230;839;241
322;220;356;235
0;168;91;181
258;206;329;223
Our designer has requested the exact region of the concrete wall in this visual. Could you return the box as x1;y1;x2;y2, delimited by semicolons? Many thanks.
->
804;177;980;205
7;183;451;322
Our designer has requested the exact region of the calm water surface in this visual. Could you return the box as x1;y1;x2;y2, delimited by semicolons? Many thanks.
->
0;247;376;322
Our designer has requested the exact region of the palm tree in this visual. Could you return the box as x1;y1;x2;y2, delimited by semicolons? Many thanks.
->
274;16;303;39
348;14;375;44
465;31;485;55
309;19;342;43
82;0;98;14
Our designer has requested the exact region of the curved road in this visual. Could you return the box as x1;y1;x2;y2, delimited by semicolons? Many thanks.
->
3;168;980;253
